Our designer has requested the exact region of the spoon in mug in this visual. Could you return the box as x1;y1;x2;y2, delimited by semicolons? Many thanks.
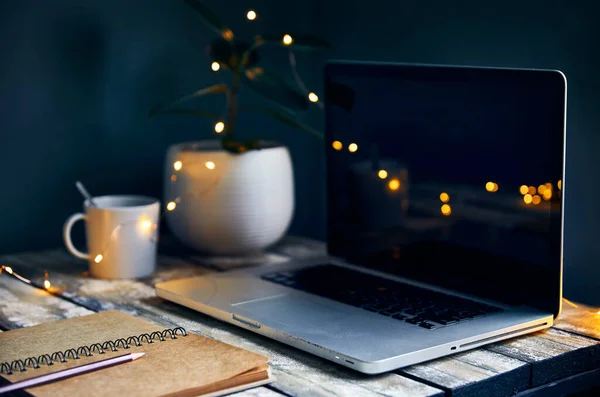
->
75;181;98;207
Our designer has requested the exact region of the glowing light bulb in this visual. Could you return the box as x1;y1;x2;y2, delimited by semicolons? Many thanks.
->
524;194;533;204
282;34;293;45
440;192;450;203
246;10;257;20
485;182;495;192
543;189;552;200
558;180;562;190
167;201;176;211
332;141;343;151
545;182;552;190
94;254;103;263
211;62;220;72
214;121;225;133
519;185;528;195
308;92;319;103
538;185;546;194
348;143;358;153
388;178;400;191
528;186;536;195
532;195;541;205
205;161;216;170
441;204;452;216
43;280;51;289
5;266;13;274
140;220;152;231
173;161;182;171
378;170;388;179
171;174;177;182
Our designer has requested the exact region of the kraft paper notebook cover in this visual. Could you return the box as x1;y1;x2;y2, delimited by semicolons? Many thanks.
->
0;311;273;397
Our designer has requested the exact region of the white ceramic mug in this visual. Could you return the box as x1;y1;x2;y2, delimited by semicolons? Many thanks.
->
63;195;160;279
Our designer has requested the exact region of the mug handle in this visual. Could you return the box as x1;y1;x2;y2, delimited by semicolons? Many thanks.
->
63;213;89;260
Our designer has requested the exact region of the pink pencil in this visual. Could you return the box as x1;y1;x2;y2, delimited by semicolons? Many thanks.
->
0;352;144;394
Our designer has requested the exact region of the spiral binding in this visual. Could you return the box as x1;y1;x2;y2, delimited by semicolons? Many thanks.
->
0;327;187;375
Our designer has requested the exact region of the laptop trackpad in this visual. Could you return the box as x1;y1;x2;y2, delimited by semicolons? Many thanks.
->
233;295;346;327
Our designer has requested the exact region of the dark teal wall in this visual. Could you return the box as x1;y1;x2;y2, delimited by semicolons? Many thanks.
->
0;0;324;252
1;0;599;304
314;0;600;304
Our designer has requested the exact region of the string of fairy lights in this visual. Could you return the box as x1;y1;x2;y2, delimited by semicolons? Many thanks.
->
207;9;322;137
86;9;326;266
86;157;224;267
0;155;223;291
58;155;216;269
0;9;326;293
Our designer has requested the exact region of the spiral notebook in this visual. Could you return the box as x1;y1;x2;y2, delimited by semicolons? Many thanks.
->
0;311;273;397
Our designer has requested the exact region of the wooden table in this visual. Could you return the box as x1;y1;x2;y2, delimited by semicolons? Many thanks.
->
1;236;599;397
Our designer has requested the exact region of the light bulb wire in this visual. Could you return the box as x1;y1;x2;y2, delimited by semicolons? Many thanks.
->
288;50;323;110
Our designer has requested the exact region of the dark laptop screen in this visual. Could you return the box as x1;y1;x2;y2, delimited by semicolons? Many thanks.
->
324;62;565;316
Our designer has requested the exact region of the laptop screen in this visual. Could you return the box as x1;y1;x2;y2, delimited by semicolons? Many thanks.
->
324;62;565;316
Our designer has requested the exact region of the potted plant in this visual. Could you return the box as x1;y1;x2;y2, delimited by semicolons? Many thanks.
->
150;0;330;255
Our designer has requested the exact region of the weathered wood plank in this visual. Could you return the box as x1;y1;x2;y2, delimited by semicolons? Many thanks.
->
400;349;530;397
0;271;93;329
395;313;600;397
0;250;443;397
487;327;600;386
4;239;599;397
231;387;284;397
0;275;282;397
0;248;288;316
554;302;600;340
512;367;600;397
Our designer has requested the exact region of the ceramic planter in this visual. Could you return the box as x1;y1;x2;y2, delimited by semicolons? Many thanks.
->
164;140;294;255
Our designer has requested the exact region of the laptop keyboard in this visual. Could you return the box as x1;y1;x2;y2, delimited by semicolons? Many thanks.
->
261;264;502;330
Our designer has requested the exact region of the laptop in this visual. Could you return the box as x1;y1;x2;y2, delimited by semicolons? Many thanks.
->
156;61;567;374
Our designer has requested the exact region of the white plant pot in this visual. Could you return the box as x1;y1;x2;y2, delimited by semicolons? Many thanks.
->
163;140;294;255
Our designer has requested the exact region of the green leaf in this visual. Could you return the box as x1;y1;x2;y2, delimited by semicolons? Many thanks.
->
256;34;331;51
184;0;234;40
149;84;229;116
243;67;308;111
241;104;323;139
148;109;219;120
208;38;259;69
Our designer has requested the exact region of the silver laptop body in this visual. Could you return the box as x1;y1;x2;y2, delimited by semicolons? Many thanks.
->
157;61;566;374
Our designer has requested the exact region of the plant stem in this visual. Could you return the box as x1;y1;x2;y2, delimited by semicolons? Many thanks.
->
226;67;242;138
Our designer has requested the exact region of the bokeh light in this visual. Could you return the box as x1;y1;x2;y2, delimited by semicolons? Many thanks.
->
388;178;400;191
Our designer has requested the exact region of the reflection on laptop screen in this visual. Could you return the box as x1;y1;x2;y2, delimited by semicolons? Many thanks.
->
324;62;565;313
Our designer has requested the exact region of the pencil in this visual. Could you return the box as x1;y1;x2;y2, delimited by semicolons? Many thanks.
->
0;352;144;394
